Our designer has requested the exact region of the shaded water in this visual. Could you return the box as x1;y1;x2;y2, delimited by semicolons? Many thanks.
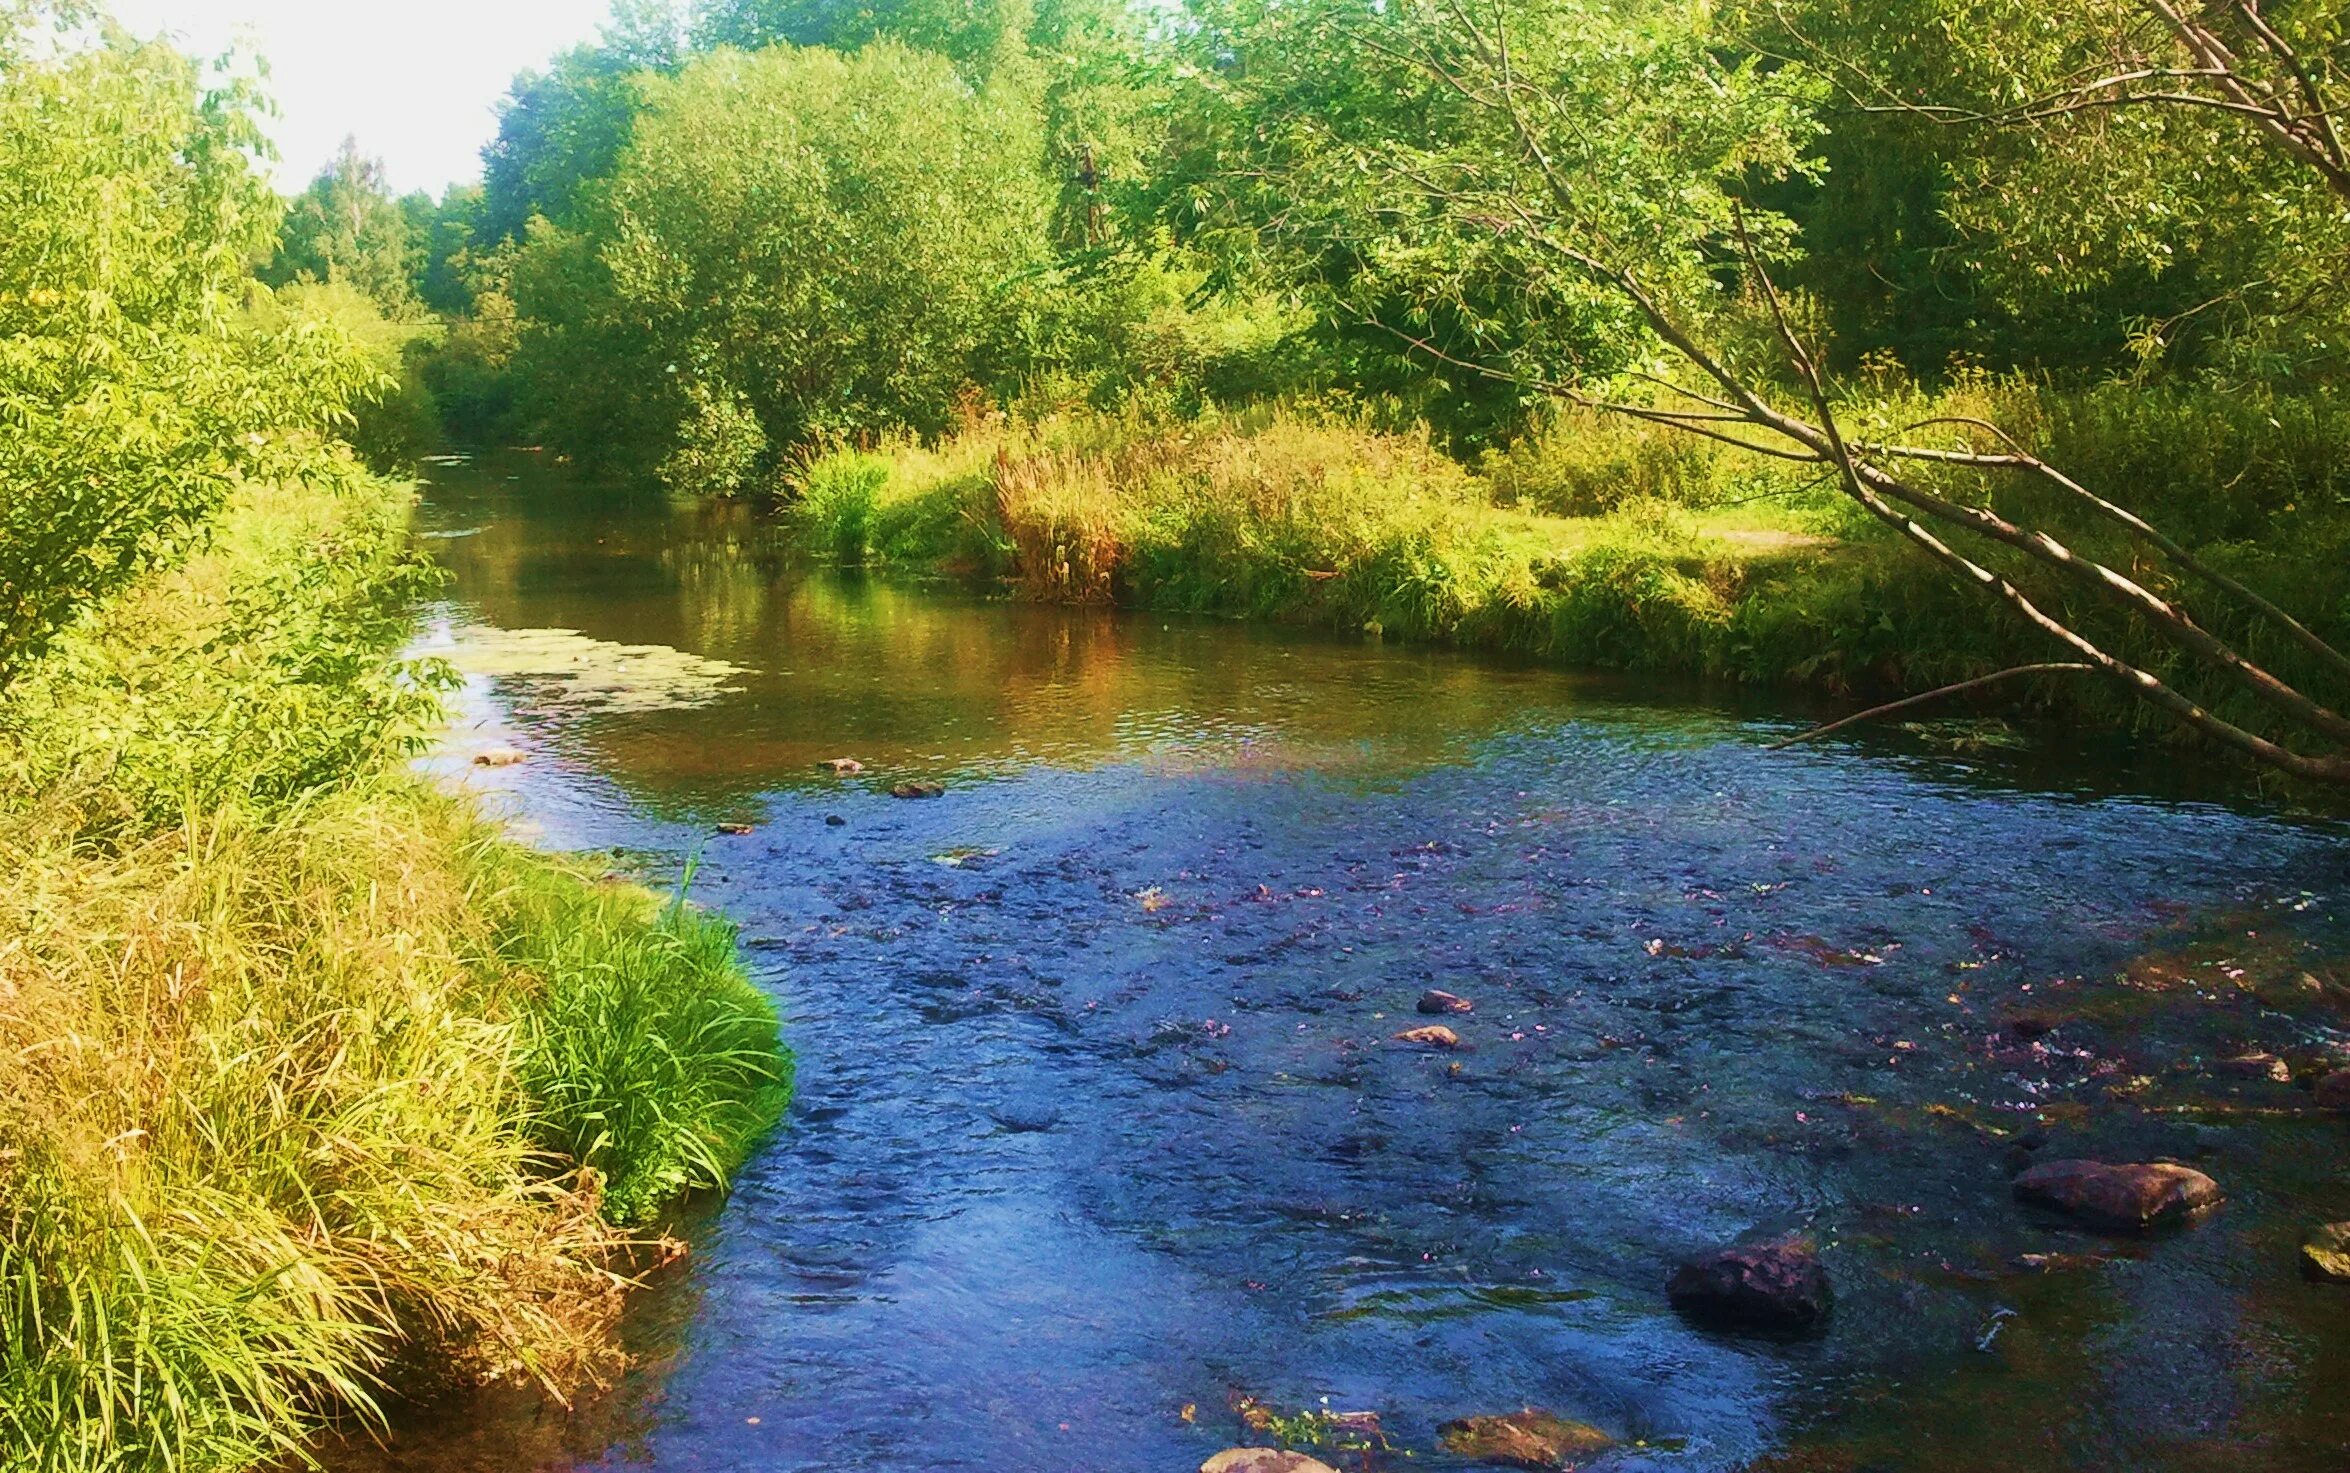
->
364;454;2350;1472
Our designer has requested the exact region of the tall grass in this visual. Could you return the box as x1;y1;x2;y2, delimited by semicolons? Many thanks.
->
0;445;791;1472
786;384;2350;741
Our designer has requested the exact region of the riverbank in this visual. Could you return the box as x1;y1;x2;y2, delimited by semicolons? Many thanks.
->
790;384;2350;761
0;446;790;1472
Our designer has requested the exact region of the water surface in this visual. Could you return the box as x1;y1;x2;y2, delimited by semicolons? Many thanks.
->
363;454;2350;1473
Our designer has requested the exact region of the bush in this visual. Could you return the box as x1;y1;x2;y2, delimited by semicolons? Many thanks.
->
499;860;793;1227
0;446;791;1472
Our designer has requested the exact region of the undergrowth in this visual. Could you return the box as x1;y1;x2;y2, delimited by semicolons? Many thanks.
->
0;444;790;1473
788;382;2350;748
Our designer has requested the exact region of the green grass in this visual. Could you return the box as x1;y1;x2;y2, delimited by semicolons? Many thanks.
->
787;387;2350;752
0;440;791;1472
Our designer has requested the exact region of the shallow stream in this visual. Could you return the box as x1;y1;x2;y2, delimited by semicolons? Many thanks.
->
352;453;2350;1472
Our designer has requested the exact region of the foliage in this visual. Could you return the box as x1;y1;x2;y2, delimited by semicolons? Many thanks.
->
501;863;793;1226
264;136;428;318
1743;0;2350;379
0;14;794;1471
0;10;379;686
532;40;1053;481
1155;0;1821;446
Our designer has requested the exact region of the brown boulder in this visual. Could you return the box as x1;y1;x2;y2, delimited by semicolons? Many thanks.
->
1200;1452;1339;1473
2314;1070;2350;1110
1393;1025;1462;1048
2012;1159;2221;1231
1438;1409;1612;1469
890;780;946;800
1666;1236;1831;1331
1418;989;1475;1015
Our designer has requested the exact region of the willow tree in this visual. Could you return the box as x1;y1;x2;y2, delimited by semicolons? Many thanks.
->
1195;0;2350;783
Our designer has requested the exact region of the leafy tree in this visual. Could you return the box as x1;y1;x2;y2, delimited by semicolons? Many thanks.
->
1743;0;2350;380
518;40;1053;485
0;4;383;685
1155;0;1818;445
477;44;649;245
266;136;426;317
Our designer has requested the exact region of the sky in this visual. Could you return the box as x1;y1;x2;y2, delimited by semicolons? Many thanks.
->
109;1;616;197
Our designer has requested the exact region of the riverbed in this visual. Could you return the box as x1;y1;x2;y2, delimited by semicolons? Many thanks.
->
352;452;2350;1472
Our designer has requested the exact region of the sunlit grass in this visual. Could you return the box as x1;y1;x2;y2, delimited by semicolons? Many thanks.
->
0;463;791;1472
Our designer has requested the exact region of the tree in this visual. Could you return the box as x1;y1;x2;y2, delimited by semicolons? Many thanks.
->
266;136;426;317
1745;0;2350;380
514;40;1053;485
0;5;382;685
1215;0;2350;782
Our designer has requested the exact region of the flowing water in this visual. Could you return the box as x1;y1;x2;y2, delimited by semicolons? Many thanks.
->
353;452;2350;1472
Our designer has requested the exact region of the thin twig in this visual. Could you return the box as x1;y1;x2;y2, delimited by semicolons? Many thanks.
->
1767;664;2097;749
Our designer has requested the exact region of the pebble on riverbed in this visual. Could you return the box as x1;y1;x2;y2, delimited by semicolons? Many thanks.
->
1200;1452;1339;1473
2012;1159;2221;1232
1393;1025;1462;1048
1437;1409;1613;1469
2303;1222;2350;1283
1666;1236;1832;1332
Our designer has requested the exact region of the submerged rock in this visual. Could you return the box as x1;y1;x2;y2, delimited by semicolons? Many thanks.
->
715;822;756;836
1418;988;1474;1015
890;780;946;800
1393;1025;1462;1048
1666;1236;1831;1331
2004;1012;2062;1041
986;1102;1062;1134
2313;1070;2350;1110
2302;1222;2350;1283
1438;1409;1613;1469
2213;1051;2291;1083
472;746;528;767
819;757;865;775
1200;1452;1339;1473
2012;1159;2221;1231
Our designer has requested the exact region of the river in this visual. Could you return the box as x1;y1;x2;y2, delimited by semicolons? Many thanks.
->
348;451;2350;1472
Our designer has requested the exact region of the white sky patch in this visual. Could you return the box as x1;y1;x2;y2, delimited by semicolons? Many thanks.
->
109;0;614;196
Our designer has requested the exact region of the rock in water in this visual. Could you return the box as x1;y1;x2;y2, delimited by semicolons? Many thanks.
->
2314;1070;2350;1110
1393;1025;1462;1048
1418;989;1474;1015
890;780;946;800
1438;1409;1613;1469
715;822;756;836
1667;1236;1831;1331
2012;1160;2221;1231
2214;1052;2290;1082
1200;1452;1340;1473
2301;1222;2350;1283
472;746;528;768
819;757;864;775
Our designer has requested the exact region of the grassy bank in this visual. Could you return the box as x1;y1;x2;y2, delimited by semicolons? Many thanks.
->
791;382;2350;746
0;445;789;1472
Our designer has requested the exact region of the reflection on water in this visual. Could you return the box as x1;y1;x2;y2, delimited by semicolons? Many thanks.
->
353;453;2350;1473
